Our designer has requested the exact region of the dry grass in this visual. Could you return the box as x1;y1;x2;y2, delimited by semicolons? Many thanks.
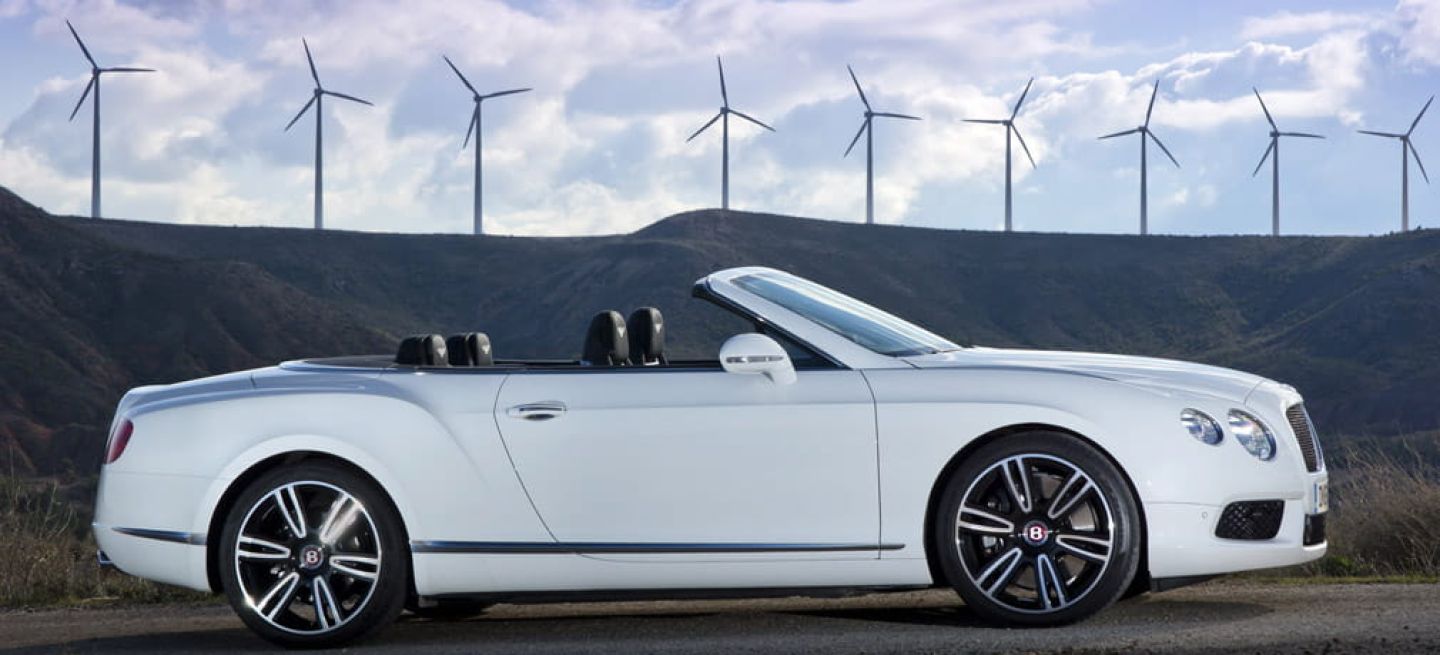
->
1300;447;1440;578
0;475;210;608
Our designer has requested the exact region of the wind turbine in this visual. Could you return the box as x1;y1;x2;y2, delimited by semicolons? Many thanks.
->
284;39;372;230
965;78;1037;232
687;56;774;211
843;65;920;225
1251;88;1324;236
1358;95;1432;233
64;20;155;219
1098;80;1180;235
442;55;531;236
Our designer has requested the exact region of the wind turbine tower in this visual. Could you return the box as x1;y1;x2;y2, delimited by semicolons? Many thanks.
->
442;55;531;235
1358;96;1432;232
687;56;774;211
284;39;373;230
1251;88;1324;236
1098;80;1180;235
964;78;1037;232
64;20;155;219
842;65;921;225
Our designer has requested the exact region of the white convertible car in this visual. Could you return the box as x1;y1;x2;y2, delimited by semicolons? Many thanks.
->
93;267;1327;647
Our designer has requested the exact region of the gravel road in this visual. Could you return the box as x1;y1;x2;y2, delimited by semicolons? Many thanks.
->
1;582;1436;654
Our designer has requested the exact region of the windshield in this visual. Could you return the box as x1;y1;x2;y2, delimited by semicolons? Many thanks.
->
731;272;961;357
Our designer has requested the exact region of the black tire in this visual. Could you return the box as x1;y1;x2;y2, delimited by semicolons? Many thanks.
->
218;461;408;648
406;598;494;621
934;431;1141;626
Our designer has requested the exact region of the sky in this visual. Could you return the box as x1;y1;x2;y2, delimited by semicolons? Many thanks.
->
1;0;1439;237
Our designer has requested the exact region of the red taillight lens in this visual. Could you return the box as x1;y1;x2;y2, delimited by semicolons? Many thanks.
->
105;419;133;465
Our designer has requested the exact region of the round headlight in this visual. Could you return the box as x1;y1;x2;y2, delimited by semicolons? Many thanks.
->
1227;410;1276;461
1180;409;1223;445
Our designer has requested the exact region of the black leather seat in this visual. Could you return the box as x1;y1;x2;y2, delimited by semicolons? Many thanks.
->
581;310;629;366
446;332;493;366
396;334;449;366
627;307;666;366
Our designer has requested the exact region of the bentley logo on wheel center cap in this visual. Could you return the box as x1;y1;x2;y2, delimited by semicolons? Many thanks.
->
1021;520;1051;546
298;545;326;570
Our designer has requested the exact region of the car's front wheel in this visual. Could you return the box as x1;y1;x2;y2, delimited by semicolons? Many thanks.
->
218;461;408;648
935;431;1141;625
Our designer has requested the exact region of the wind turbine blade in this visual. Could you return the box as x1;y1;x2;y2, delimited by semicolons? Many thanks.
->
844;118;869;157
1149;131;1180;168
68;76;95;121
1279;131;1324;138
1411;142;1430;183
102;67;156;73
1409;95;1434;136
686;112;722;142
847;65;870;111
462;107;477;149
730;109;775;131
324;90;374;106
1253;88;1276;129
284;95;317;131
717;56;728;107
1357;130;1403;138
963;118;1007;124
1012;126;1037;168
1010;77;1034;120
1144;79;1159;127
442;55;478;95
873;111;921;120
1097;128;1139;140
481;88;531;100
66;20;96;67
302;38;320;86
1252;140;1274;177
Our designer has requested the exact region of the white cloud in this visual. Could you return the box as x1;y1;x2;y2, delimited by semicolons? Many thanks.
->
1240;10;1381;40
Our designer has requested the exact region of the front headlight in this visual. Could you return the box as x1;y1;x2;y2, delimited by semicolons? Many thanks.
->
1227;410;1276;461
1180;409;1223;445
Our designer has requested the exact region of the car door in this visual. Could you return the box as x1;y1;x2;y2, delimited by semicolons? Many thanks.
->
492;366;880;557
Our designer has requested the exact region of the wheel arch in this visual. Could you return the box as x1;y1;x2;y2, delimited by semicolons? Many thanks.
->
203;450;412;594
919;422;1150;592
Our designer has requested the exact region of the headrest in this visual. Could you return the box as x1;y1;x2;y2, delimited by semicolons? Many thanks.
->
396;334;449;367
446;332;493;367
582;310;629;366
627;307;666;365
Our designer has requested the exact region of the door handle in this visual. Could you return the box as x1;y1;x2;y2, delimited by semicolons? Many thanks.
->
507;402;567;421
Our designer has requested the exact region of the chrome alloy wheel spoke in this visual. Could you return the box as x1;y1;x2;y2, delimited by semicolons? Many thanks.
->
1001;456;1035;513
1046;470;1095;520
273;485;309;539
318;492;363;545
254;571;301;620
1054;532;1112;562
975;546;1025;595
237;536;291;561
312;577;343;630
958;506;1016;536
329;554;380;582
1034;553;1068;610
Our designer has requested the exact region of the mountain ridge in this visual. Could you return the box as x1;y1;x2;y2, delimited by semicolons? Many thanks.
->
2;185;1438;475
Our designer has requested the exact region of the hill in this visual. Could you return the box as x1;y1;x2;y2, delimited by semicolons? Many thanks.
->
2;185;1439;475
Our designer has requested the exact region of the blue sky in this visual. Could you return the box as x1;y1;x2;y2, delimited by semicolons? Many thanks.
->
1;0;1438;236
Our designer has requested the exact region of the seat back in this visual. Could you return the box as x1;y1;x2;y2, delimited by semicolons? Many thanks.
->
446;332;494;367
581;310;629;366
396;334;449;367
627;307;666;366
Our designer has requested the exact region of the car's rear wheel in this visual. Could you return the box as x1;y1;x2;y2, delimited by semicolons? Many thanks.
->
218;462;407;648
935;431;1141;626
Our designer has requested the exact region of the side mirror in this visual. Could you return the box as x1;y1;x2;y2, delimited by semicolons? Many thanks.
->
719;333;797;385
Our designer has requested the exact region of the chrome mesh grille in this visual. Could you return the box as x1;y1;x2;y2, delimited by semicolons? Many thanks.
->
1286;404;1322;472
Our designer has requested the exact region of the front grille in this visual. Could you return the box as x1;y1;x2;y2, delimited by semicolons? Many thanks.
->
1216;500;1285;540
1286;404;1323;472
1304;514;1327;546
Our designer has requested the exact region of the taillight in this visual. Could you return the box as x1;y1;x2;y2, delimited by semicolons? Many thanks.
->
105;419;133;465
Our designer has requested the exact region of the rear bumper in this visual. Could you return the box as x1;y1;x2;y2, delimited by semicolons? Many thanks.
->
92;468;217;592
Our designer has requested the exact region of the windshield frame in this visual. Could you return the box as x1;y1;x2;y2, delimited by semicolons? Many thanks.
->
728;271;962;358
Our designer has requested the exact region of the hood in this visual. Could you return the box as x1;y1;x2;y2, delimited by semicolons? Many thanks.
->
903;347;1268;402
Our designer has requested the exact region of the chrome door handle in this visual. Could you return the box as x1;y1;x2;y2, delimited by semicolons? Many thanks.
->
507;402;567;421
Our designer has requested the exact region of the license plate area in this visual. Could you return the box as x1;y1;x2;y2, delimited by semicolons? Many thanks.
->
1311;480;1329;515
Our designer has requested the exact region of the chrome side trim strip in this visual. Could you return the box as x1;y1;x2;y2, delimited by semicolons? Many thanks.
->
411;541;904;554
112;527;208;545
